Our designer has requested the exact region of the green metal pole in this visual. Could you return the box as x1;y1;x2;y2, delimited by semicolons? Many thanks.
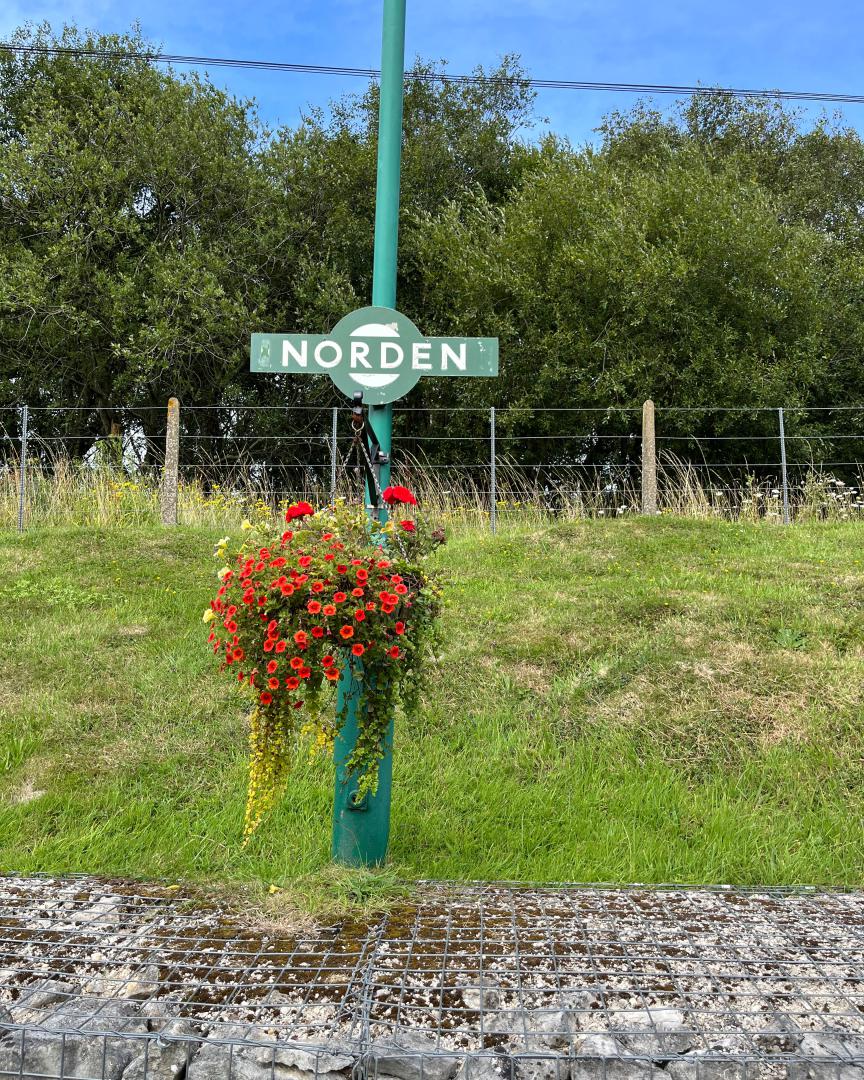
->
332;0;405;866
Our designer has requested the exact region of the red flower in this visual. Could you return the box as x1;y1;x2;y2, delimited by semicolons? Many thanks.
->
352;643;365;656
355;610;366;621
382;485;417;506
267;660;278;674
322;655;335;667
351;587;364;597
263;640;274;653
395;584;408;595
307;600;322;614
311;626;324;638
285;501;314;522
388;646;400;659
395;621;405;635
268;677;280;690
260;691;273;705
298;555;313;568
289;656;303;670
311;581;325;593
281;530;293;543
356;568;368;582
322;532;334;541
400;520;416;533
285;676;300;690
333;591;347;604
339;625;354;639
299;666;312;679
275;641;287;653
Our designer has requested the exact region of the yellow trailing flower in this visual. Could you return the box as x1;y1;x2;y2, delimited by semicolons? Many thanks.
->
241;519;254;531
202;609;216;623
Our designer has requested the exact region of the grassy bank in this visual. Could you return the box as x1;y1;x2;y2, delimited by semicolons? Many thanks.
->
1;519;863;905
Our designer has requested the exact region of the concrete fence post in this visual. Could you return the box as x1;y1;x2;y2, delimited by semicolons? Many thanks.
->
641;399;657;515
330;407;339;504
17;404;28;533
778;407;790;525
161;397;180;526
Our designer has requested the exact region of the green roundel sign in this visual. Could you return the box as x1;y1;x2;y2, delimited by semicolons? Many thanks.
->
251;306;498;406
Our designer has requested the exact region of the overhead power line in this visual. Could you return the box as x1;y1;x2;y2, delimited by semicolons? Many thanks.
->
3;42;864;105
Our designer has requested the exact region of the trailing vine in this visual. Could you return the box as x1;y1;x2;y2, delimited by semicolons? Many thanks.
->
204;487;444;840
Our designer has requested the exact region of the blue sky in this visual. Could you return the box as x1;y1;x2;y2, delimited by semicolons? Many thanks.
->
2;0;863;145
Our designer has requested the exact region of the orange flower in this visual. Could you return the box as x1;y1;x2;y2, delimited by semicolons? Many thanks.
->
339;625;354;639
322;604;337;617
325;669;340;682
333;591;347;603
285;676;300;690
351;643;365;657
260;691;273;705
307;600;322;614
293;630;308;645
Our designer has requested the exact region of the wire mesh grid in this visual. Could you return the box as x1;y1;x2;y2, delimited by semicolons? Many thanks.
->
1;876;863;1078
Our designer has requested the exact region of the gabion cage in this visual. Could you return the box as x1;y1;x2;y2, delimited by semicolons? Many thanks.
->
1;876;863;1079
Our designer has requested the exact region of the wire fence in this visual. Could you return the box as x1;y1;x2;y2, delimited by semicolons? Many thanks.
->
1;875;863;1080
3;401;864;531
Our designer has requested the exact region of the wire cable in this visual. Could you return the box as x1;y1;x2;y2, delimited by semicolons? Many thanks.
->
4;43;864;105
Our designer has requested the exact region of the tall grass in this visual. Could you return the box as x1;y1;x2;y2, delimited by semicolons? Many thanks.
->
2;447;864;529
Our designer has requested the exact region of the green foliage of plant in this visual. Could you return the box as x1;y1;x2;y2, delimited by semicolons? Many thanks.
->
6;23;864;474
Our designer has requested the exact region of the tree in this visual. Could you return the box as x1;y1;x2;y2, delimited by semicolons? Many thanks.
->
0;23;271;456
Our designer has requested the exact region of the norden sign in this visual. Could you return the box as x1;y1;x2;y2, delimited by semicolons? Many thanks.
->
251;306;497;405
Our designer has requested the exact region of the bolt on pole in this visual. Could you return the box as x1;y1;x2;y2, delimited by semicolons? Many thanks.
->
332;0;406;868
17;404;28;533
778;407;790;525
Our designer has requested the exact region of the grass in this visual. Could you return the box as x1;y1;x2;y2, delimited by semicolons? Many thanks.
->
1;518;863;912
5;452;864;530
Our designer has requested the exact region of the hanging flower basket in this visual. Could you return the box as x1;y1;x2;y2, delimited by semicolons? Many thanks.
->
204;488;444;840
